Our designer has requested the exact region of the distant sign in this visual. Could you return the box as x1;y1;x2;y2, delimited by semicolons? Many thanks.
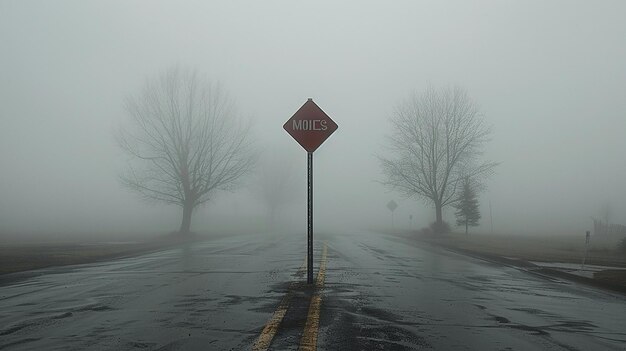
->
283;99;338;153
387;200;398;212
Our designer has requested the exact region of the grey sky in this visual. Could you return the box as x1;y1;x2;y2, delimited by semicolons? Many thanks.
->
1;1;625;235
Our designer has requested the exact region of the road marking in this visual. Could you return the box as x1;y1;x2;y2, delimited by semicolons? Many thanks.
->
299;244;328;351
252;258;306;351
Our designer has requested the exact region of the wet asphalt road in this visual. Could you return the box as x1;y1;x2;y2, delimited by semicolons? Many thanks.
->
1;231;626;350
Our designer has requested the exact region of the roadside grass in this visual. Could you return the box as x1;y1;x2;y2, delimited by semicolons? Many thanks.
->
594;269;626;286
414;231;626;267
399;230;626;292
0;232;208;275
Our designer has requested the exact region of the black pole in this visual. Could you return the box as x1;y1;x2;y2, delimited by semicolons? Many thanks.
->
307;152;313;284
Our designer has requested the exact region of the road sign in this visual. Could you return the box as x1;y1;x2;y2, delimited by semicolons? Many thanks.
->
283;98;338;285
283;99;338;153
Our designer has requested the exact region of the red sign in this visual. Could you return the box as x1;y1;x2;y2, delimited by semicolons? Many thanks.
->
283;99;338;152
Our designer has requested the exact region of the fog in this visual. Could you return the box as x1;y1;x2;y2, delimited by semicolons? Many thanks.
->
1;1;626;238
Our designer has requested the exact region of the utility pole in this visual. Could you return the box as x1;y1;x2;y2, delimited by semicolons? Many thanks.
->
581;231;590;269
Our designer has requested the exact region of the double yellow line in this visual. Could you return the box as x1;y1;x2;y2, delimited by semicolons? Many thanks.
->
252;244;328;351
298;244;327;351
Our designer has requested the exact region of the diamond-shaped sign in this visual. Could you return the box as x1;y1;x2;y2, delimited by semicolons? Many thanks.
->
283;99;338;153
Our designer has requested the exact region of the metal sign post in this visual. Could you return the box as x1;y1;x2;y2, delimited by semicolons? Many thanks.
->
284;98;338;285
307;152;313;284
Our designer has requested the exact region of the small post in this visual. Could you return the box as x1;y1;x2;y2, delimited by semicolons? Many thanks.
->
581;230;590;269
307;152;313;284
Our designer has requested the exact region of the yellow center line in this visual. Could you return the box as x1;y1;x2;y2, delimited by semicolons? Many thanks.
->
299;244;328;351
252;257;307;351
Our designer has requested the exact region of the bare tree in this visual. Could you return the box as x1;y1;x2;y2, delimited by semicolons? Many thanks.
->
379;86;496;233
250;146;301;231
117;67;255;234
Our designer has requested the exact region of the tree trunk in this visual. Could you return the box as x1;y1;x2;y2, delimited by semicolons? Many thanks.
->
435;203;443;234
465;221;468;235
179;201;193;234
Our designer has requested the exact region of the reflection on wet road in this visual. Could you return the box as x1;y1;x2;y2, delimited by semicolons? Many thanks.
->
317;232;626;350
1;231;625;350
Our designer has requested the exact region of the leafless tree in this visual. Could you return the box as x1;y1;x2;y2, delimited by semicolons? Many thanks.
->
250;146;301;231
117;67;255;234
379;86;497;233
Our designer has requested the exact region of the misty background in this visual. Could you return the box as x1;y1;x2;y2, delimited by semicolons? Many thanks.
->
1;1;625;237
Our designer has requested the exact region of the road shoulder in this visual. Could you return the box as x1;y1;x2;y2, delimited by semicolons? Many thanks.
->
392;231;626;295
